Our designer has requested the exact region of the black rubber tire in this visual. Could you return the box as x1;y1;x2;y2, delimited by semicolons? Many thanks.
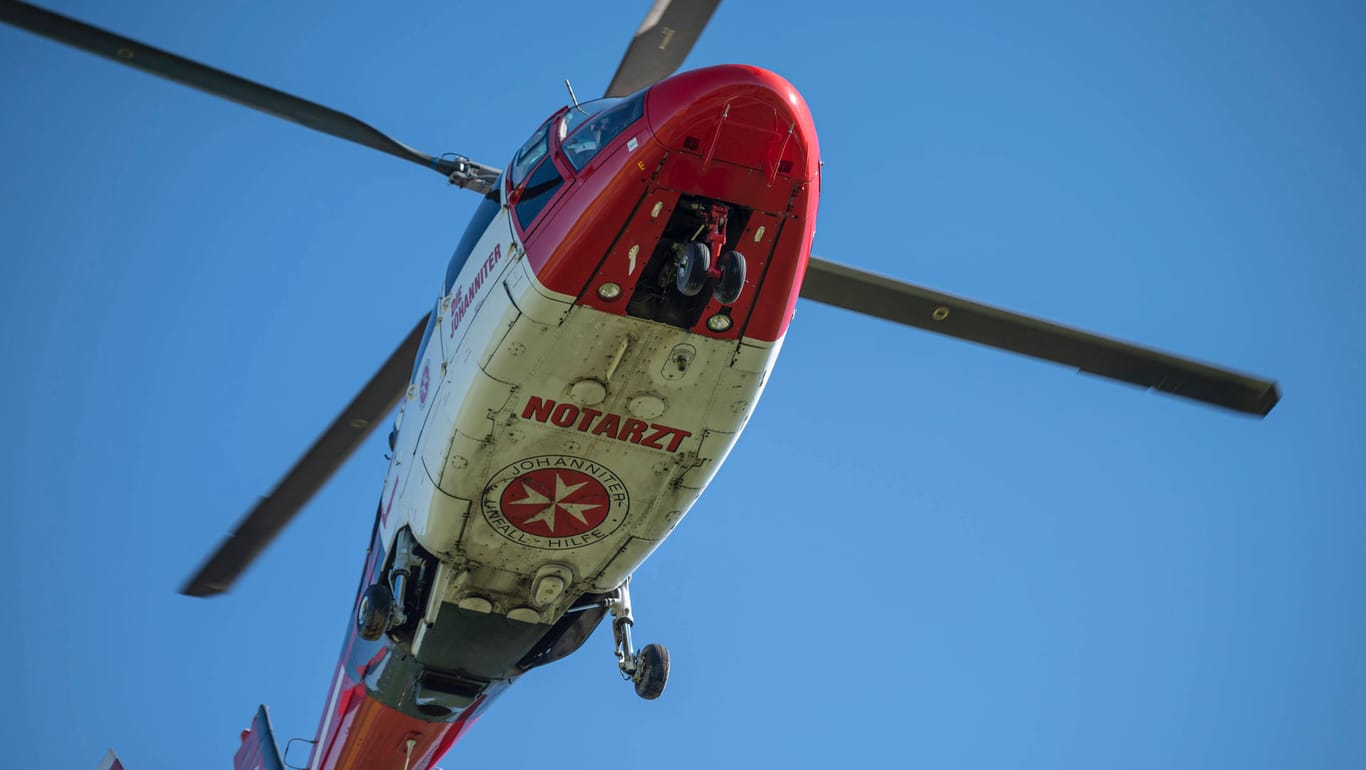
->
356;583;393;641
676;242;710;296
713;249;747;305
634;642;670;700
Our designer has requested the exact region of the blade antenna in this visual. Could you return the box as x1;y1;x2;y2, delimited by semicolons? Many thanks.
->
564;79;586;112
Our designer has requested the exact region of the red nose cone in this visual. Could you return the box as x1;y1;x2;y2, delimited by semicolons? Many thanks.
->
645;64;820;182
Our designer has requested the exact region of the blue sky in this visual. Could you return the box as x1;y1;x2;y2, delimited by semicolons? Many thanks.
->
2;1;1363;768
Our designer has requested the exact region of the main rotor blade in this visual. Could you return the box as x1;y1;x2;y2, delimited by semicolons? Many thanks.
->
181;315;429;597
604;0;721;98
0;1;499;193
800;258;1280;416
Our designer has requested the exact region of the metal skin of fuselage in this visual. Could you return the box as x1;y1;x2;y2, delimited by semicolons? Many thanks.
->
300;64;820;770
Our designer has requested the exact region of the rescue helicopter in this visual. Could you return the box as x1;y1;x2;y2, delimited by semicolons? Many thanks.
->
1;1;1280;769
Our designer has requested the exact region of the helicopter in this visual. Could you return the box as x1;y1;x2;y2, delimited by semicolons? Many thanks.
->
1;2;1291;769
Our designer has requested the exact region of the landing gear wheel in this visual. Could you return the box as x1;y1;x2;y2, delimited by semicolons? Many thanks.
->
356;583;393;641
676;241;710;296
713;249;746;305
606;578;672;700
633;643;670;700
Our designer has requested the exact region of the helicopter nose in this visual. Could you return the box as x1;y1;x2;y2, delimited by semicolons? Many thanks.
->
645;64;819;182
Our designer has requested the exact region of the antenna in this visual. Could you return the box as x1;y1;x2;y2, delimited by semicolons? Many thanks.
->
564;79;587;113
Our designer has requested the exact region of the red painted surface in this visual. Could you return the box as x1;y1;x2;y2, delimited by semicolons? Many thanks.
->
232;706;284;770
525;64;820;342
500;466;613;537
646;65;819;183
313;680;483;770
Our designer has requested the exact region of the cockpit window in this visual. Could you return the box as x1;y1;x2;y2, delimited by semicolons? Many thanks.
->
510;121;552;188
558;98;617;144
561;92;646;171
513;158;564;230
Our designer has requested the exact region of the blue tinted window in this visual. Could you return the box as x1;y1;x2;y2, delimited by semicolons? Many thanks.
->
510;122;551;188
444;188;502;295
562;92;645;171
558;97;622;144
513;160;564;230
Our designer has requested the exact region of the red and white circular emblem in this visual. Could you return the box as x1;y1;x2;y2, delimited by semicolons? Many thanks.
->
482;455;629;549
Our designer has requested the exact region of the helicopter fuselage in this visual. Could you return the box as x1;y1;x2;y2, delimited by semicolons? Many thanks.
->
302;64;820;770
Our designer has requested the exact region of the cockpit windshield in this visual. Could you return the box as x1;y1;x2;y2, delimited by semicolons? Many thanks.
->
510;120;552;188
558;98;618;143
559;92;646;171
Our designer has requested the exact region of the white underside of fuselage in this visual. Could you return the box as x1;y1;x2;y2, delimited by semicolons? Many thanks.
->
377;206;782;641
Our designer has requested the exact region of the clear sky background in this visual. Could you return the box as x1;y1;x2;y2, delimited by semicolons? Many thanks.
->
2;1;1363;768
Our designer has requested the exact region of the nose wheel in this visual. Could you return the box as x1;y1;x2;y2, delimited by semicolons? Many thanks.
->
712;248;746;305
676;241;710;296
673;202;747;305
606;578;670;700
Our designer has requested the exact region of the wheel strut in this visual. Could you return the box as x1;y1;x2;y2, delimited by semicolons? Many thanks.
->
607;578;638;677
702;203;729;264
605;577;670;699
